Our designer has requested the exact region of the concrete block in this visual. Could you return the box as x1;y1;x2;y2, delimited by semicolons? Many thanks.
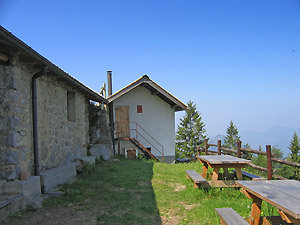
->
80;156;96;164
22;176;41;197
4;176;41;197
40;163;76;193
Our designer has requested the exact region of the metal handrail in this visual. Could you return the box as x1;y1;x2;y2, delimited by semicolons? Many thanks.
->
115;121;164;158
130;129;163;156
133;122;164;151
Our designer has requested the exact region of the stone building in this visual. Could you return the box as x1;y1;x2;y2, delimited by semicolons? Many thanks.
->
0;26;112;218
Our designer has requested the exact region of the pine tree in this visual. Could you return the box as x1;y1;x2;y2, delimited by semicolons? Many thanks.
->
223;121;240;149
242;143;253;160
252;145;284;178
175;101;207;158
288;132;300;179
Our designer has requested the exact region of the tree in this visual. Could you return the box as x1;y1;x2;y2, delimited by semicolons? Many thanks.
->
289;132;300;163
175;101;207;158
242;143;253;160
288;132;300;179
223;121;240;149
251;145;284;177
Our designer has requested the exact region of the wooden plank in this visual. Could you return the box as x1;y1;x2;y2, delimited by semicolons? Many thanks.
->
237;180;300;219
240;147;276;157
250;194;262;225
185;170;207;183
198;155;250;164
248;163;269;172
235;168;243;180
201;162;208;178
264;216;290;225
262;180;300;196
271;157;300;168
215;208;249;225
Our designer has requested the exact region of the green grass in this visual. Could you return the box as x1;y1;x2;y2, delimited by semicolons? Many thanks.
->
42;159;278;224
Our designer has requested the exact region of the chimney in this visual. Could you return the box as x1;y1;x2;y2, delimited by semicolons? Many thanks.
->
107;71;112;96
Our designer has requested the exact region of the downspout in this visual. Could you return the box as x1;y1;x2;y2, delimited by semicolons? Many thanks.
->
32;66;48;176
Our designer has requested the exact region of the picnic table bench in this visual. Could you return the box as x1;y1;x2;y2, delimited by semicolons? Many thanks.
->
185;170;208;188
215;208;249;225
232;170;266;180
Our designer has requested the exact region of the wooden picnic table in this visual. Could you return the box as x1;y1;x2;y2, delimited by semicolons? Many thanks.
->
196;155;251;187
237;180;300;225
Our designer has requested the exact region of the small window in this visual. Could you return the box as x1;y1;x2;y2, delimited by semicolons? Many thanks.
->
67;91;76;121
137;105;143;113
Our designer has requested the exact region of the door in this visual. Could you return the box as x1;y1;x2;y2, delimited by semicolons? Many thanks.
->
115;106;130;138
126;149;136;159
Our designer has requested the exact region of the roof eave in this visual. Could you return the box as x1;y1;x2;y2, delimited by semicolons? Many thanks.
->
107;76;187;111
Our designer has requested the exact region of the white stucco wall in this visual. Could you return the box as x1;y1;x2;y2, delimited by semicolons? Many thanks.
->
113;86;176;157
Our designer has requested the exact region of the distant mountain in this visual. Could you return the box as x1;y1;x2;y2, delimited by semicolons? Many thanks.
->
209;127;300;157
208;135;226;144
207;135;225;152
240;127;300;157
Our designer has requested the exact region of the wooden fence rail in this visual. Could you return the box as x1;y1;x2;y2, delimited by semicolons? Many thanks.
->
199;139;298;180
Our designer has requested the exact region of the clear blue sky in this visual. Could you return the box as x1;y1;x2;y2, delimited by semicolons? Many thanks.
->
1;0;300;137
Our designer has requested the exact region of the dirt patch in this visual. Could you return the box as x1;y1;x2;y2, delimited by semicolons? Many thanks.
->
3;207;98;225
177;202;200;210
174;183;186;192
152;179;186;192
160;209;182;225
152;179;169;186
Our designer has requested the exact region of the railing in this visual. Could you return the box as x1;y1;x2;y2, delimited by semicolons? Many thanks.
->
115;121;164;159
199;139;300;180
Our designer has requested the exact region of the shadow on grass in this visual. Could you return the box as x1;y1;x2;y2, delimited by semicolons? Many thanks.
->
44;159;162;225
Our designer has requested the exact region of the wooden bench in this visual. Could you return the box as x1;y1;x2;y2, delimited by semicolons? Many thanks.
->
232;170;266;180
185;170;207;188
215;208;249;225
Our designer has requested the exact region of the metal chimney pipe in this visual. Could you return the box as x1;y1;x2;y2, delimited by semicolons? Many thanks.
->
107;71;112;96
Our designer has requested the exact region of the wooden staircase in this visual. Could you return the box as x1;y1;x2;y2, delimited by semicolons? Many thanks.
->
123;138;159;161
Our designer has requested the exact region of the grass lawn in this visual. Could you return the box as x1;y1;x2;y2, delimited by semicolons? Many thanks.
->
8;159;279;225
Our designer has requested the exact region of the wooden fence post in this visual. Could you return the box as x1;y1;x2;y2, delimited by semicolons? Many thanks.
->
237;140;241;158
266;145;272;180
218;140;221;155
205;139;208;155
196;145;200;156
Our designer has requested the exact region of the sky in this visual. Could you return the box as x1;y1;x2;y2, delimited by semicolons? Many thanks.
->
1;0;300;139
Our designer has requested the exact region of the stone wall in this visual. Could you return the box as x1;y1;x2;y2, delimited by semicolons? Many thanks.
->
0;58;89;180
36;74;89;171
0;63;27;180
88;104;114;160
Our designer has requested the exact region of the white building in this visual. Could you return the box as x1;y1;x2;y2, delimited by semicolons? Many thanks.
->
107;75;186;163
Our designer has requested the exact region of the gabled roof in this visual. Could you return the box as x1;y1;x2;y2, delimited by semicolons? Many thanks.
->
0;26;107;103
107;75;187;112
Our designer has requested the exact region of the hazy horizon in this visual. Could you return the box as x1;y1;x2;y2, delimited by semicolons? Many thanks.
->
1;0;299;147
